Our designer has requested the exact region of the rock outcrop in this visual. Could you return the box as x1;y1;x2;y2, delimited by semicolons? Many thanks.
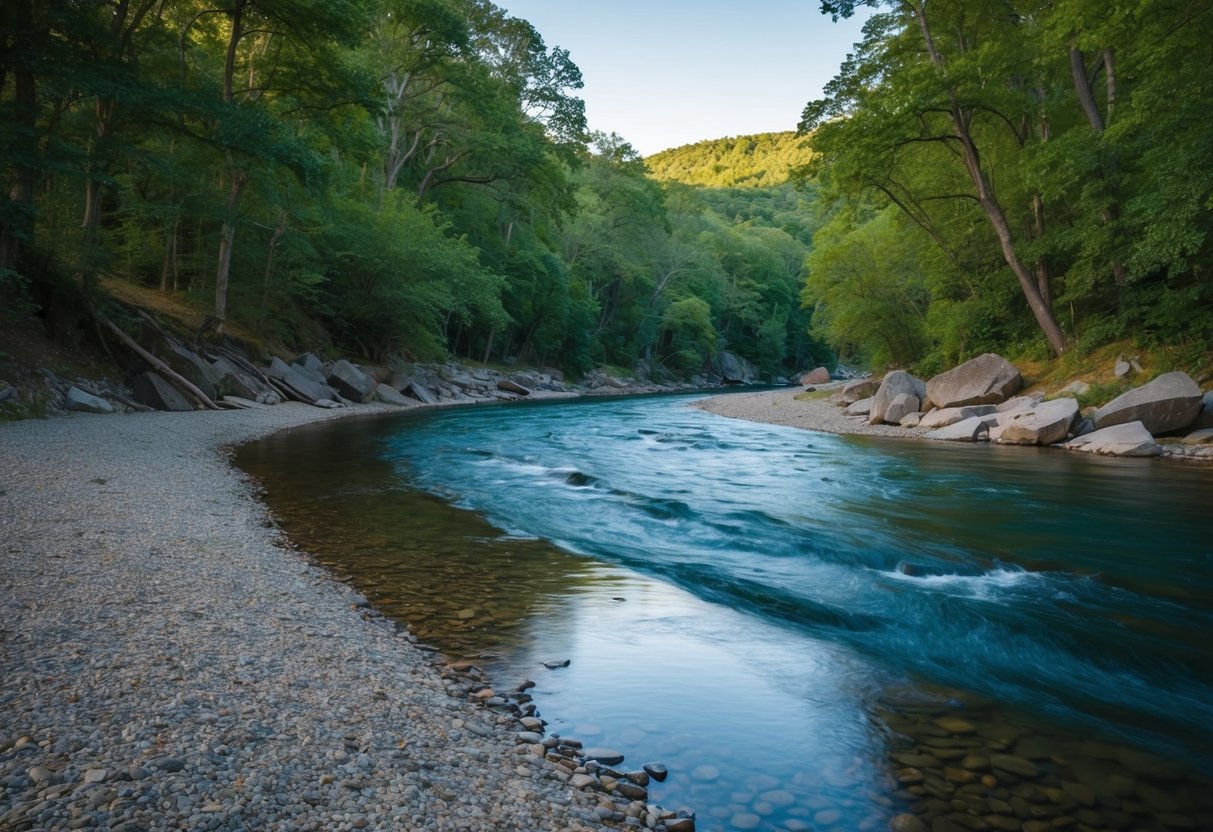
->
926;353;1022;409
267;357;337;405
1062;422;1163;457
1093;372;1202;435
714;351;760;385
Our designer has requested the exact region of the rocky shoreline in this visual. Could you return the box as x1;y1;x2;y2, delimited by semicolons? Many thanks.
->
0;403;690;832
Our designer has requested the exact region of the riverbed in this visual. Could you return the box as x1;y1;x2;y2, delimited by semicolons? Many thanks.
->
237;393;1213;832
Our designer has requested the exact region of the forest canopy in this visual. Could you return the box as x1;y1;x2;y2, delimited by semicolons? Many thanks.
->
0;0;832;379
2;0;1209;382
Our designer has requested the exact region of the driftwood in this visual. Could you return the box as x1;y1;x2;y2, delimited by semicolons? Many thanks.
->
98;316;221;411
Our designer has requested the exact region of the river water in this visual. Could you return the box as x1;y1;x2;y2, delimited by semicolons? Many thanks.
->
236;394;1213;832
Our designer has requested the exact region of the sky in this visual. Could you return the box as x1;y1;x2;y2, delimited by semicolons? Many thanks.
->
500;0;872;157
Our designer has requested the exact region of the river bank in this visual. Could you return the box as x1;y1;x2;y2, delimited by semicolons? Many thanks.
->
0;402;622;831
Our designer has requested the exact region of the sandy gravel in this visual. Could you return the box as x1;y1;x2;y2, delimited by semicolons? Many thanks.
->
694;387;928;439
0;403;611;831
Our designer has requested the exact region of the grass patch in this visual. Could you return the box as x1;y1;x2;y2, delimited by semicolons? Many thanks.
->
794;388;835;401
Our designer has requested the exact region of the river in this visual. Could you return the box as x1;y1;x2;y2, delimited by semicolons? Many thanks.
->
236;393;1213;832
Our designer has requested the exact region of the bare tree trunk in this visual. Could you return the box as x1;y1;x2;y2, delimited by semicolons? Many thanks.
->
213;164;248;329
913;2;1067;356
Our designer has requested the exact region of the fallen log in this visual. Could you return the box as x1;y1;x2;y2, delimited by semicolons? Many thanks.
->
98;316;221;411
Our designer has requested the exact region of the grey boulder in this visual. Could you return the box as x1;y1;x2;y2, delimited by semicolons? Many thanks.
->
884;392;919;425
374;383;413;406
326;359;377;403
267;356;336;404
991;397;1079;446
838;377;879;405
130;371;193;412
926;353;1022;409
1062;421;1163;457
869;371;926;425
925;414;996;442
1092;371;1202;434
65;386;113;414
918;404;999;430
403;381;437;404
845;396;873;417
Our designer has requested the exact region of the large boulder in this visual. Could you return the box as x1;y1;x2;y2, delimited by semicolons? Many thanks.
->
918;404;998;430
267;356;337;404
845;396;873;417
65;386;113;414
1062;422;1163;457
130;371;193;412
926;353;1022;409
1092;371;1202;434
925;414;998;442
326;359;377;403
990;397;1079;446
374;383;413;406
801;367;830;385
837;378;879;406
292;352;325;375
212;357;273;401
869;371;927;425
163;338;222;401
884;392;919;425
403;380;437;404
714;351;759;385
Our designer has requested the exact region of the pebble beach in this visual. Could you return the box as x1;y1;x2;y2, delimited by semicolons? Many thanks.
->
0;403;613;832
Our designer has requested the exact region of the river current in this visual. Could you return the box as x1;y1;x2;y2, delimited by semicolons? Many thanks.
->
236;393;1213;831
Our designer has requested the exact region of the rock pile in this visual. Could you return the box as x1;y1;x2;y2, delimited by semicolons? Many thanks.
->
879;698;1213;832
440;661;695;831
832;353;1211;459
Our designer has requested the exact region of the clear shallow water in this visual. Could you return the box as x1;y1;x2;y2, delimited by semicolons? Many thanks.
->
237;394;1213;831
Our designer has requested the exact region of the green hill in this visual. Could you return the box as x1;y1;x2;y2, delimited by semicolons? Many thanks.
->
645;132;814;188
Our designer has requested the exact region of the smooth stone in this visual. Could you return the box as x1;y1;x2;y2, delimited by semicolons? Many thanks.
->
815;809;843;825
82;768;107;784
515;731;543;744
156;758;186;773
582;748;625;766
933;717;977;734
1062;421;1163;456
730;813;761;830
889;814;929;832
569;773;597;789
666;820;696;832
643;763;668;782
692;764;720;782
758;790;795;808
543;659;570;669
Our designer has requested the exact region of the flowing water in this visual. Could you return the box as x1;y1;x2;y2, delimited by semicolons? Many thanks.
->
236;394;1213;831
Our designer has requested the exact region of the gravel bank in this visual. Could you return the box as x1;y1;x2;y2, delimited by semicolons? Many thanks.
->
694;387;928;438
0;403;610;831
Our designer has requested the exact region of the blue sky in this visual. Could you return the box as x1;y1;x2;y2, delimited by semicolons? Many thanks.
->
501;1;871;156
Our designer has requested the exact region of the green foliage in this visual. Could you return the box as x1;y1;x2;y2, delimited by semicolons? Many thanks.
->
646;132;815;188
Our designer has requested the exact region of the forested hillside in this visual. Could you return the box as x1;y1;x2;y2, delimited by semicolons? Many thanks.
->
645;132;813;189
797;0;1213;374
0;1;830;383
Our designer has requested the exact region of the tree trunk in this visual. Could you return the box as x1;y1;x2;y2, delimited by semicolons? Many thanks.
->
913;2;1067;356
213;165;248;328
0;0;37;275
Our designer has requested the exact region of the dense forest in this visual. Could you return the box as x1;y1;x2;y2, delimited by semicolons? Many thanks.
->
798;0;1213;374
2;1;1210;385
0;0;829;382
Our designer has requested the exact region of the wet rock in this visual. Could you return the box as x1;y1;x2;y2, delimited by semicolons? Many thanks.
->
990;754;1038;778
643;763;668;782
692;764;720;782
933;717;977;734
926;354;1022;409
890;814;929;832
730;812;761;830
543;659;570;669
665;819;696;832
582;748;624;766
